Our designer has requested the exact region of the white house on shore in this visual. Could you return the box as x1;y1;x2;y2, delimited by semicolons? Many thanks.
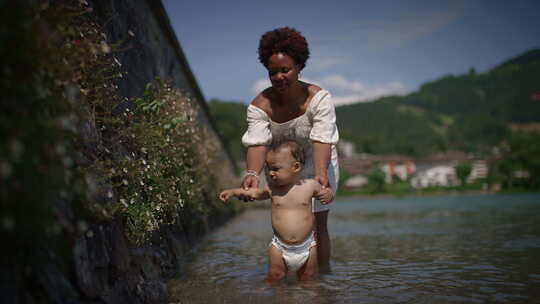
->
467;160;488;183
344;174;369;189
411;165;458;189
380;161;416;183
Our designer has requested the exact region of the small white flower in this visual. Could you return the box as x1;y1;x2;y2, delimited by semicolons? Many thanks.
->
148;186;153;191
120;198;128;207
122;179;128;185
100;41;111;53
123;168;128;173
107;191;113;198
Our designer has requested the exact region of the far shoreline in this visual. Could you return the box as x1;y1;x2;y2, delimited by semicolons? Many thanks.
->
336;188;540;201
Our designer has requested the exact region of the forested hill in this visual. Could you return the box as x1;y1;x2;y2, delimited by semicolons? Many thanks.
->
208;99;247;162
209;49;540;159
336;48;540;156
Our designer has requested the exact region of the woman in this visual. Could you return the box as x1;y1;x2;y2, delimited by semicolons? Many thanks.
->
241;27;339;270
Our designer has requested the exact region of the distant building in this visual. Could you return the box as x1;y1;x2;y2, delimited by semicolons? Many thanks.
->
344;175;368;189
380;160;416;183
338;140;356;158
411;165;458;188
467;160;488;183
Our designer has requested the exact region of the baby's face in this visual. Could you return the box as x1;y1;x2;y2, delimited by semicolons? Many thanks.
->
266;147;301;186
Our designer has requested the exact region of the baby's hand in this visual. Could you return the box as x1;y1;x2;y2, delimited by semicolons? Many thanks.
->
317;187;334;204
218;190;233;202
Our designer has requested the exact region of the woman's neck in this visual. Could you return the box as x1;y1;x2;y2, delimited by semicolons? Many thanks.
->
275;81;306;107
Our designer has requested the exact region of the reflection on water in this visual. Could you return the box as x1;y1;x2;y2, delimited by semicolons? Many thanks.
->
169;193;540;303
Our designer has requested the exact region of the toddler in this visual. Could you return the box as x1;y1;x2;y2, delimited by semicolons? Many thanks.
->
219;139;333;282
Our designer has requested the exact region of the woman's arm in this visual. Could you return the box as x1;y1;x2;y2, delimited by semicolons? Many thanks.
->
242;145;268;190
312;141;331;188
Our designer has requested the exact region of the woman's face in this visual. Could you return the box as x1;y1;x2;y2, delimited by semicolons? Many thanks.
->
267;53;300;93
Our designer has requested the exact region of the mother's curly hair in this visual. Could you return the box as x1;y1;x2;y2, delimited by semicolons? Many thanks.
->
258;27;310;70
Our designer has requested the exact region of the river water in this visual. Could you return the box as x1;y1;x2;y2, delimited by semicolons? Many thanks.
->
169;193;540;303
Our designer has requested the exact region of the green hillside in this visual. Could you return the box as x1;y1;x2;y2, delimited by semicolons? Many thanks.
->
208;99;247;161
337;48;540;155
336;97;447;156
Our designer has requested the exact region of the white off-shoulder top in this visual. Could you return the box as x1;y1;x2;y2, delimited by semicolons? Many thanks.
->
241;89;340;194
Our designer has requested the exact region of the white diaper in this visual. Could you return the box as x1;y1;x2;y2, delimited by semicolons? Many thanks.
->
269;231;316;272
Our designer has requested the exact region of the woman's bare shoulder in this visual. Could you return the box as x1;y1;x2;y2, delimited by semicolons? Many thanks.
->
304;82;322;96
251;88;273;112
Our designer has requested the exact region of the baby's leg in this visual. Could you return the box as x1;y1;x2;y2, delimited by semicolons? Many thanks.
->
297;245;318;281
266;245;287;283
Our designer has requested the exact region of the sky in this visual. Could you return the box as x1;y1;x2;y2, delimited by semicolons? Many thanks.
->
163;0;540;106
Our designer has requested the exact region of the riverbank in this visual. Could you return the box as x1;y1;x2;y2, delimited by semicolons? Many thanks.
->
338;186;540;200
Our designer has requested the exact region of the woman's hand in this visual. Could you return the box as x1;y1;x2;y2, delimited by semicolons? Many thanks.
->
240;174;259;201
315;174;329;189
314;174;334;204
317;188;334;204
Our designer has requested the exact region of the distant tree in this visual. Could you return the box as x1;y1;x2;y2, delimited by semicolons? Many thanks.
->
367;167;385;194
208;99;247;162
498;132;540;189
456;162;472;185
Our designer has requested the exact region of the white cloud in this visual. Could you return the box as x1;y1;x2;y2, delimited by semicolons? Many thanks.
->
315;75;409;106
250;74;409;106
313;6;467;54
360;10;464;51
251;78;271;96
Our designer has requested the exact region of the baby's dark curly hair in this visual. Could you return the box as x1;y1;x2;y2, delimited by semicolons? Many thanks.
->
258;27;310;70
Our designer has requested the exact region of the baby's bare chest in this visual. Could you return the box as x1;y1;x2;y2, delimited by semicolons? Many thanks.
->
271;192;312;210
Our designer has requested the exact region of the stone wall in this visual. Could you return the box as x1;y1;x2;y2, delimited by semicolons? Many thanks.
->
68;1;239;303
3;1;238;303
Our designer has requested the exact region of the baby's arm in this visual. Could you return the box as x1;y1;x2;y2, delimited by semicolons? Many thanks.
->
219;187;270;202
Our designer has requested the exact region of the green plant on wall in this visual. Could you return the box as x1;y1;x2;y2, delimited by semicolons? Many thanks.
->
114;80;221;244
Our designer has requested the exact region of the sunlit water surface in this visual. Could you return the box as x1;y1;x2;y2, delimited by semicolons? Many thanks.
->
169;193;540;303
